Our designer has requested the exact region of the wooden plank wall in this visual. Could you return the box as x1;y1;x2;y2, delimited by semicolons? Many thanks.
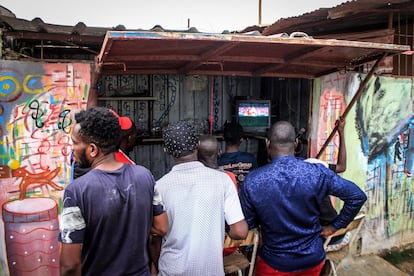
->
98;74;310;179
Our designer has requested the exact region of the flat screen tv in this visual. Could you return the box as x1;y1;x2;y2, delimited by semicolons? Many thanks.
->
236;100;271;134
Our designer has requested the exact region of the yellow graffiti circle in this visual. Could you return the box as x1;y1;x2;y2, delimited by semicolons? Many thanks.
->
8;159;20;170
0;76;20;97
23;74;45;94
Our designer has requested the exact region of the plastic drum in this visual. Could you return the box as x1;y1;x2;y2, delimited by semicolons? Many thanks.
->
2;197;59;276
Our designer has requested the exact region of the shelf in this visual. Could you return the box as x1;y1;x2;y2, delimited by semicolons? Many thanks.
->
136;137;164;145
98;97;157;101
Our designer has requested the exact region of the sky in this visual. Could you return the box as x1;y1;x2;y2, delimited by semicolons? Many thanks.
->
1;0;345;33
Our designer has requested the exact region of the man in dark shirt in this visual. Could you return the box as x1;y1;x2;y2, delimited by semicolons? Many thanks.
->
71;109;138;180
240;121;367;275
218;121;258;190
59;107;168;276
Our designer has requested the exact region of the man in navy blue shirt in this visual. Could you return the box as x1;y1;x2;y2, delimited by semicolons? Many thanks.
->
218;121;258;190
59;107;168;276
239;121;367;275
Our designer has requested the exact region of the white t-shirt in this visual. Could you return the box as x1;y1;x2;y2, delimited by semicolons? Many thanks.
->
156;161;244;276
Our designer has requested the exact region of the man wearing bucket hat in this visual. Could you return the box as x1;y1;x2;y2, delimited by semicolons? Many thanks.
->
155;120;248;276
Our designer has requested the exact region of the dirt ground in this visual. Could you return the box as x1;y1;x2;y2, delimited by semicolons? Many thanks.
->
381;245;414;275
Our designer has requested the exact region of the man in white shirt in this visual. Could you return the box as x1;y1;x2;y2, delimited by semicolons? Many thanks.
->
156;121;248;276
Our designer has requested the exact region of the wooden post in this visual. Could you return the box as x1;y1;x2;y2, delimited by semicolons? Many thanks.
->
258;0;262;25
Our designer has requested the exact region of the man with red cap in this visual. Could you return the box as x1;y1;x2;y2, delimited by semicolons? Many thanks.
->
109;109;137;165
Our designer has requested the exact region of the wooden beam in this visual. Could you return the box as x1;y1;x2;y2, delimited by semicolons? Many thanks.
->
253;46;323;75
179;42;239;74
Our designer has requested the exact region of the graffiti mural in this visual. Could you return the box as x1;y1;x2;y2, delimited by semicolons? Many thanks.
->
317;85;345;161
0;61;90;275
356;76;413;162
312;72;414;254
355;75;414;244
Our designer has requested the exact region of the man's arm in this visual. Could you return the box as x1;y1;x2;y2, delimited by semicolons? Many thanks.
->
321;225;337;238
86;58;102;108
151;212;168;236
148;212;168;274
228;219;249;240
59;189;85;276
328;173;367;230
151;185;168;236
335;117;346;173
60;243;82;276
223;174;249;240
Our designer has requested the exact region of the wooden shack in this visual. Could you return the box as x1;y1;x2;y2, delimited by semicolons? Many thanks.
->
92;30;408;178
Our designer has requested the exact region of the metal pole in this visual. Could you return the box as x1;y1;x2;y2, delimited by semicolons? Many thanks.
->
315;52;388;159
258;0;262;25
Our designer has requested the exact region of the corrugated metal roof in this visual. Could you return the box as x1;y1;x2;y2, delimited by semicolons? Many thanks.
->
262;0;414;36
0;12;118;36
0;7;209;61
0;6;224;38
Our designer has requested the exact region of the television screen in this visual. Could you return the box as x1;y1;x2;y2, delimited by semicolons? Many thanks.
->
236;100;271;133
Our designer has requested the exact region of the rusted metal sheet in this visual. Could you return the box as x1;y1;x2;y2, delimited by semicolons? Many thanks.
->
0;14;110;36
97;31;409;79
262;0;414;37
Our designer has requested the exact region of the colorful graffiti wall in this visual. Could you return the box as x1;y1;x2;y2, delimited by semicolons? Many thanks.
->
311;72;414;254
0;60;90;275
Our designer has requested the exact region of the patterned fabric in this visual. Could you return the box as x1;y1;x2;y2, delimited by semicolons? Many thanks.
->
60;164;164;276
325;232;351;252
240;155;367;272
156;161;245;276
163;121;199;158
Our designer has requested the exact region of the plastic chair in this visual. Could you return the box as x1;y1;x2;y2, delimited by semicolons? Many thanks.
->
223;228;259;276
323;213;366;276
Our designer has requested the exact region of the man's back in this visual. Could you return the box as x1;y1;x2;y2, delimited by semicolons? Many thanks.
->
61;164;159;275
240;155;366;272
218;151;258;187
156;161;243;276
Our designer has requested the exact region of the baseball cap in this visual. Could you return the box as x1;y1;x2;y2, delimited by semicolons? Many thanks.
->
109;109;133;130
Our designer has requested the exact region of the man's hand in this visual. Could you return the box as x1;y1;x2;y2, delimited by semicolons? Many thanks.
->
321;225;336;238
336;116;345;134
